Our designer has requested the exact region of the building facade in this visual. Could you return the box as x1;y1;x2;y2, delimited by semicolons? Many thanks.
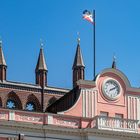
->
0;39;140;140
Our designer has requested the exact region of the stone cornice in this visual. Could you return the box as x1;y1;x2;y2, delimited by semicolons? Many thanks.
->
1;120;140;139
76;80;96;88
0;81;69;95
84;128;140;139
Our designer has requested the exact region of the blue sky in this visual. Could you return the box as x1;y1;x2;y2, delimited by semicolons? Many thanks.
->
0;0;140;88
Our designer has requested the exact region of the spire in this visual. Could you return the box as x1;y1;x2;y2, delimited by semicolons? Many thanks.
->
72;35;85;88
112;55;116;69
35;41;48;112
72;37;85;69
35;41;48;87
35;43;47;71
0;40;6;66
0;39;7;81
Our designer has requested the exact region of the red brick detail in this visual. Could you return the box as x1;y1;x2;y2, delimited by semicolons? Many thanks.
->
0;66;6;81
26;94;41;111
73;67;84;88
36;71;47;87
0;88;63;112
6;91;22;109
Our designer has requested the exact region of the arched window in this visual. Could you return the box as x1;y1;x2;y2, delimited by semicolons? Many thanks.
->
26;102;36;111
6;99;16;109
25;94;41;112
6;91;22;110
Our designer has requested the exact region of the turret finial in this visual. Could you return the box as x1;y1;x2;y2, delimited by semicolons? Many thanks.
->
77;32;80;44
0;37;2;47
112;54;116;69
113;54;116;62
0;37;7;81
40;39;44;48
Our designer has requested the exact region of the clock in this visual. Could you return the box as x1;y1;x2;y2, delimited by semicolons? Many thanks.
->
102;79;121;100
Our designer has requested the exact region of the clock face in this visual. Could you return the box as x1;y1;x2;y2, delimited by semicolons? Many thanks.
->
102;79;121;100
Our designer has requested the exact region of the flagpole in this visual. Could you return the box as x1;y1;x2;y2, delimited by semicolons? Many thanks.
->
93;9;96;80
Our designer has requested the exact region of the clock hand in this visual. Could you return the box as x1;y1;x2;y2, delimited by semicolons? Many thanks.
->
110;87;116;91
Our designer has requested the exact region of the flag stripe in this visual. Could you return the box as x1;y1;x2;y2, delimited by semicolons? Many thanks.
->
83;10;94;24
83;15;93;23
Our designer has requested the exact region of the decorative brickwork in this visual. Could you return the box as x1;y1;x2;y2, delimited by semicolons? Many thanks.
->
0;45;68;113
26;94;41;111
6;91;22;109
0;66;7;81
0;86;66;112
72;42;85;88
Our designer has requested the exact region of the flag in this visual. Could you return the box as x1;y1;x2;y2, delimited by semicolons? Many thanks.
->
83;10;94;24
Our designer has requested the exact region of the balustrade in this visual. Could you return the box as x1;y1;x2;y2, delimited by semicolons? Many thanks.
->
0;109;139;133
92;116;138;133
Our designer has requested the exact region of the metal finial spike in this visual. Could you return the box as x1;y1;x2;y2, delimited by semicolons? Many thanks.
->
112;53;117;69
113;56;116;61
0;37;2;47
40;39;44;48
77;32;80;44
113;54;116;62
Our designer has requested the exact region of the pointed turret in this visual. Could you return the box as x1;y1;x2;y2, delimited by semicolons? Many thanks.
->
72;37;85;88
35;42;48;87
0;40;7;81
72;38;85;69
35;45;47;71
112;55;116;69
